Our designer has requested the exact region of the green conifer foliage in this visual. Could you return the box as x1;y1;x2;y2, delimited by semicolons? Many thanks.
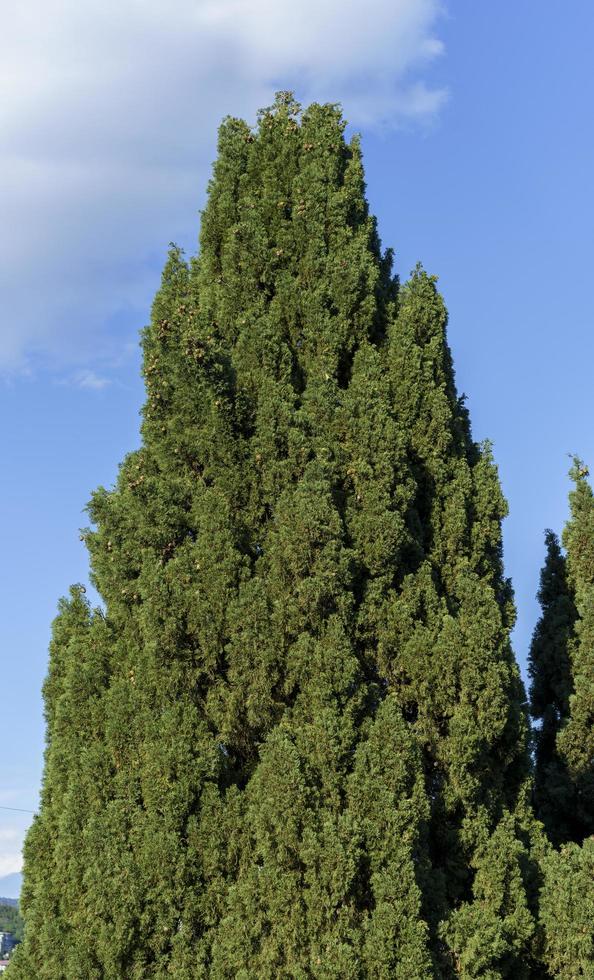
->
528;530;576;843
539;837;594;978
532;466;594;978
442;810;535;979
557;461;594;838
347;695;434;978
10;588;112;978
15;96;536;977
199;96;433;976
375;269;537;973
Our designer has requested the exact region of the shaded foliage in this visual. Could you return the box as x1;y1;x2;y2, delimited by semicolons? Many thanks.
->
528;530;577;843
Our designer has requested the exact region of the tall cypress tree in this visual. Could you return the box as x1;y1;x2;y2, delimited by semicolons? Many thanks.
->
15;95;536;978
528;530;576;844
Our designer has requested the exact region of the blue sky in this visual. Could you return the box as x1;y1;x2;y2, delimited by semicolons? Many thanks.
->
2;1;594;897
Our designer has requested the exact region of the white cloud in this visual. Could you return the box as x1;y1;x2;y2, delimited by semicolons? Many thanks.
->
70;369;112;390
0;828;25;879
0;0;447;372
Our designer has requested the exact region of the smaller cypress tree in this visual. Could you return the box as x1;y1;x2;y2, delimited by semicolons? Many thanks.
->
557;460;594;840
528;530;576;844
533;464;594;978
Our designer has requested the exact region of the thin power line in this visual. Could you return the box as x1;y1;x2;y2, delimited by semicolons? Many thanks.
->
0;805;36;814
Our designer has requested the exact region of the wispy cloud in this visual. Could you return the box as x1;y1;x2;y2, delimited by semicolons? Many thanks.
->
71;370;112;391
1;0;447;373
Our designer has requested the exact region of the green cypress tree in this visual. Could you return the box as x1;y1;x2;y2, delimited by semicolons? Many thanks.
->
15;95;536;978
556;460;594;839
15;96;433;978
528;530;576;844
527;466;594;977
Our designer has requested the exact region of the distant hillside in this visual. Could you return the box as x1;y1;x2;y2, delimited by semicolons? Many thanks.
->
0;897;17;908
